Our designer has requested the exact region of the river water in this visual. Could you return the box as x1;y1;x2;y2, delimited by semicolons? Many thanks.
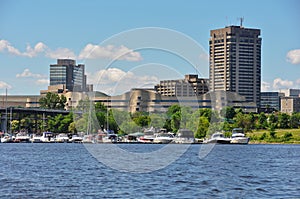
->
0;143;299;198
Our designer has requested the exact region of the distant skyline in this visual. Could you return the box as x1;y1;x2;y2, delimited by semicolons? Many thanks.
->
0;0;300;95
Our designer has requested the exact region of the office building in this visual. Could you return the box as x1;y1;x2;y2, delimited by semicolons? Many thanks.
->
209;25;262;107
260;92;284;112
155;74;209;97
49;59;88;92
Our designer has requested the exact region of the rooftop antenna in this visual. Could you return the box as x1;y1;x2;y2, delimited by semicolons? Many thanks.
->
239;17;244;27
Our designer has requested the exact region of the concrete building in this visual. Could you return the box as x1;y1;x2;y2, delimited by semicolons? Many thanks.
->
155;74;209;97
281;96;300;114
209;25;261;107
72;89;257;113
0;95;41;108
49;59;92;92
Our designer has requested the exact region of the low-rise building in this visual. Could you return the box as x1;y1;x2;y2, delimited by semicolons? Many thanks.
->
281;96;300;114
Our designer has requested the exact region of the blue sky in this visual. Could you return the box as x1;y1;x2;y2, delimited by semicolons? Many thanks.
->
0;0;300;95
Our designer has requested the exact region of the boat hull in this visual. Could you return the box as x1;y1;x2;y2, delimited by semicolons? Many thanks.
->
230;137;249;144
205;139;231;144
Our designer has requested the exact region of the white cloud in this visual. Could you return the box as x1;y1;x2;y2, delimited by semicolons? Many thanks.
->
35;79;49;85
78;44;142;61
0;81;12;89
16;69;46;78
273;78;294;90
87;68;158;95
45;48;77;59
0;40;22;56
1;39;142;62
261;81;271;91
296;79;300;85
286;49;300;64
23;42;48;57
0;39;48;57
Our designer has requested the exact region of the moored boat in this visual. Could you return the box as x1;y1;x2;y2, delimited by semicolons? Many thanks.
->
153;133;174;144
203;132;231;144
14;134;31;143
230;128;249;144
173;129;195;144
55;133;69;143
1;133;13;143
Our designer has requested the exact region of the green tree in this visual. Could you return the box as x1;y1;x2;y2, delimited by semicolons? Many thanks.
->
198;108;212;121
268;113;277;128
131;112;150;128
48;113;73;134
180;106;193;129
220;106;236;120
149;113;166;129
171;111;181;133
290;113;300;128
119;121;141;134
10;120;20;133
195;116;209;138
165;104;182;132
167;104;181;117
39;92;67;110
277;113;290;129
68;122;77;134
257;112;268;129
234;112;253;132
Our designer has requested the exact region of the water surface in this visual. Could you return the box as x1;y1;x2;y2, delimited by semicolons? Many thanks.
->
0;143;299;198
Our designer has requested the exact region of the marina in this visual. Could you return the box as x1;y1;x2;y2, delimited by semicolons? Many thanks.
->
1;129;250;144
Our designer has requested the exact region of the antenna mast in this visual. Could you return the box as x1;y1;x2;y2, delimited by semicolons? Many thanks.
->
240;17;244;27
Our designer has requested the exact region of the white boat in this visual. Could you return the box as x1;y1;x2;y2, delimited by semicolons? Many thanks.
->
1;133;13;143
14;134;31;143
82;135;95;143
138;131;155;143
230;128;249;144
102;134;118;143
173;129;195;144
55;133;69;143
153;133;174;144
69;135;83;143
203;132;231;144
31;135;43;143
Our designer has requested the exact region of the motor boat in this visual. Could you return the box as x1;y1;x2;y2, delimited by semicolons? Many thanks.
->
55;133;69;143
173;129;195;144
14;134;31;143
230;128;250;144
153;133;174;144
82;135;95;143
69;135;83;143
1;133;13;143
203;132;231;144
137;131;155;143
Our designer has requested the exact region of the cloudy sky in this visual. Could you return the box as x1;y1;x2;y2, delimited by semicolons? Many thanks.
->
0;0;299;95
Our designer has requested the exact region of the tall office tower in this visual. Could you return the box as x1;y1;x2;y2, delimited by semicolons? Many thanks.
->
209;25;261;107
50;59;87;91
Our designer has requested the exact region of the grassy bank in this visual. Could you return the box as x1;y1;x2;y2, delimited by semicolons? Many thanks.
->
247;128;300;144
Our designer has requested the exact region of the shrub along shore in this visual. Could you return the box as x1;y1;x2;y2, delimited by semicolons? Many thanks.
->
247;129;300;144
